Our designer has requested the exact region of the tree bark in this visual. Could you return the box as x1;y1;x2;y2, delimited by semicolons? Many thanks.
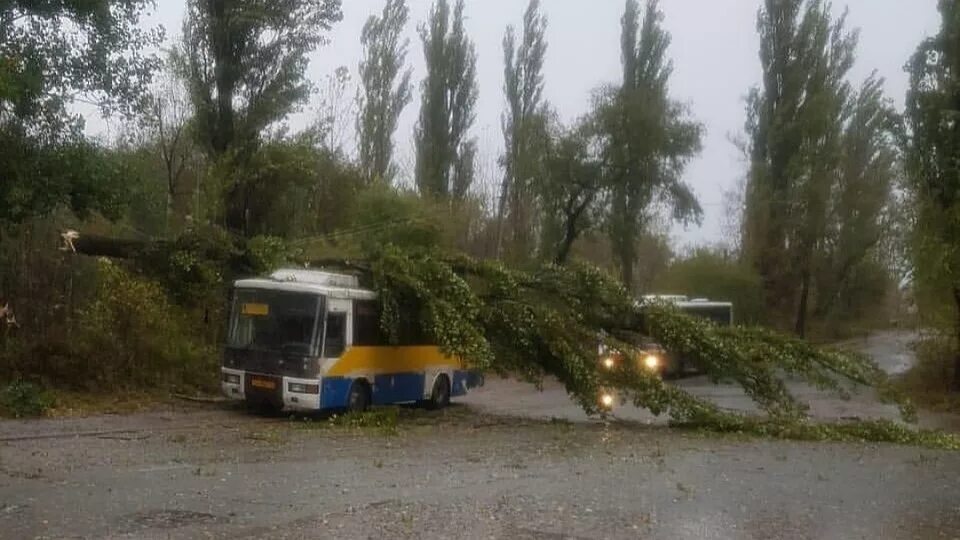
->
65;234;158;260
953;286;960;392
795;268;811;339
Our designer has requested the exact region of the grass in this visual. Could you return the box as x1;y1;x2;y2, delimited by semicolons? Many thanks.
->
293;407;402;436
45;391;168;417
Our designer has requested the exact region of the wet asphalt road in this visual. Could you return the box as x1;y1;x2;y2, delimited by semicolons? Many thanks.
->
1;331;959;540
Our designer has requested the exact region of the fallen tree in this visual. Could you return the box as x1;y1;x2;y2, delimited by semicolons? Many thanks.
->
61;229;959;447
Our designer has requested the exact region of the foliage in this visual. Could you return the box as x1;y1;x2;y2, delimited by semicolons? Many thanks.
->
683;417;960;450
897;335;960;412
363;247;916;430
904;0;960;389
497;0;550;261
0;1;160;225
357;0;413;184
0;381;55;418
139;63;201;234
140;227;238;307
602;0;703;291
298;407;401;436
742;0;895;338
176;0;343;234
0;0;161;131
653;248;765;324
2;260;218;393
71;260;218;392
536;122;606;264
0;128;129;225
234;134;364;239
340;184;445;253
415;0;479;199
812;77;898;326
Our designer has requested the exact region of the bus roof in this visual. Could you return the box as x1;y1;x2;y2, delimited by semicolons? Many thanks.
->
639;295;733;309
233;269;377;300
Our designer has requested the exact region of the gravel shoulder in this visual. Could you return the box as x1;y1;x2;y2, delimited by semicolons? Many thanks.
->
1;404;959;540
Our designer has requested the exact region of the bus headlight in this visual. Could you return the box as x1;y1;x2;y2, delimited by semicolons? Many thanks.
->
602;357;616;370
288;383;320;395
643;354;660;371
222;373;241;385
600;393;615;409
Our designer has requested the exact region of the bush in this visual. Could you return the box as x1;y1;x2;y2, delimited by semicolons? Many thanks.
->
0;381;55;418
68;260;219;392
897;335;960;411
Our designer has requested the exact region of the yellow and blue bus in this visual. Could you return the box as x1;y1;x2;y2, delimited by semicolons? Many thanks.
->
220;269;484;413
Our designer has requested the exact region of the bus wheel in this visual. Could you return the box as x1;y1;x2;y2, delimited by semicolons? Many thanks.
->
346;382;370;413
428;375;451;410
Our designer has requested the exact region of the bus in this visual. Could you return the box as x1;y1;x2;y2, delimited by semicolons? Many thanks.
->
220;269;484;413
599;295;735;379
645;295;734;376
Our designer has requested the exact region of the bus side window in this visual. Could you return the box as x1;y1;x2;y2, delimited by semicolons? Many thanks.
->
354;301;385;346
323;312;347;358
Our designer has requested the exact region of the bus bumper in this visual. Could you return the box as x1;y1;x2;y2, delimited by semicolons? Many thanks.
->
221;369;321;412
221;368;245;400
282;377;322;411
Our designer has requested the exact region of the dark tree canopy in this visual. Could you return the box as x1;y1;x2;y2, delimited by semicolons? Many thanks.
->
905;0;960;389
0;0;161;224
175;0;342;235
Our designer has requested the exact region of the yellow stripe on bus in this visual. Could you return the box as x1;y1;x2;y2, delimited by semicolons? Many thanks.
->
326;346;462;377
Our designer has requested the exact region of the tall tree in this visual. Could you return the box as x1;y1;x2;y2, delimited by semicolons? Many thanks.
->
538;122;605;265
142;64;200;233
814;75;897;320
357;0;413;185
742;0;857;337
905;0;960;390
602;0;703;290
176;0;342;234
0;1;161;224
414;0;479;199
496;0;549;260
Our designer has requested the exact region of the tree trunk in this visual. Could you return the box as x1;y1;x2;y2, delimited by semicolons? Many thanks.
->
494;172;510;260
554;222;577;266
795;268;811;339
953;287;960;392
65;234;157;260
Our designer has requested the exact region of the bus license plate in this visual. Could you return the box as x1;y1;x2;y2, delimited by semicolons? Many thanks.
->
250;378;276;390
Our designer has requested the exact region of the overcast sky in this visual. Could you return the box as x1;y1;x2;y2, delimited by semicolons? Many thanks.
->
101;0;941;247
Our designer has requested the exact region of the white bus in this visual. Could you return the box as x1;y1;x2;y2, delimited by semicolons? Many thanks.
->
221;269;484;413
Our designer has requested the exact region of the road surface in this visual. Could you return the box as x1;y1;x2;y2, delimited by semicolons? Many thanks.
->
0;331;958;539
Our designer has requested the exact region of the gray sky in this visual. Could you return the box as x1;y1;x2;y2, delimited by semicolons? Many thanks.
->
116;0;940;247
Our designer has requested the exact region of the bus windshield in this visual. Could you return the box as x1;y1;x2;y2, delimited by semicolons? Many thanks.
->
227;289;323;356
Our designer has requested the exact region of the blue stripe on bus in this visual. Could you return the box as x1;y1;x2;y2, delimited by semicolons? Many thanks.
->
320;377;353;409
373;372;425;405
320;370;484;410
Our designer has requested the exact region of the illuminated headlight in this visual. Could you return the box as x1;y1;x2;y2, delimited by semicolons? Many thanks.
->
643;354;660;370
600;393;615;409
222;373;241;385
602;357;616;370
288;382;320;395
